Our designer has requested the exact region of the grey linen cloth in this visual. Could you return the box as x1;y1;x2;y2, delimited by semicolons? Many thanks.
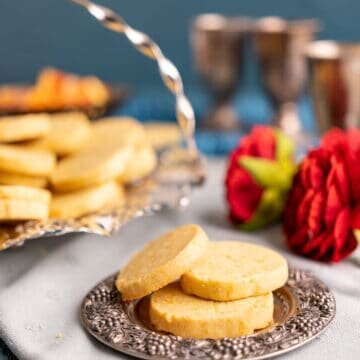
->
0;159;359;360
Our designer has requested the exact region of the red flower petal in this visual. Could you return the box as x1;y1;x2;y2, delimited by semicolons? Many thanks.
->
346;129;360;153
300;157;312;189
287;227;308;248
283;179;303;234
226;166;263;223
333;208;350;246
321;128;347;150
328;154;350;205
313;231;334;261
333;232;358;262
240;136;256;157
331;208;357;262
308;190;325;236
351;204;360;230
345;149;360;203
324;185;343;227
309;161;325;189
301;231;329;259
250;126;276;159
297;189;314;227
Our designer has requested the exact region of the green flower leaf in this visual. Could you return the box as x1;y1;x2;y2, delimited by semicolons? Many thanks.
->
238;188;285;231
273;128;294;162
239;156;295;190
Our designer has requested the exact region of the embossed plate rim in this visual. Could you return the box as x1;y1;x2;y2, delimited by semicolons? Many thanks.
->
80;267;336;360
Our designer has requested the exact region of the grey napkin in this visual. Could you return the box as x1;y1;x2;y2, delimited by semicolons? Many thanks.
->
0;159;359;360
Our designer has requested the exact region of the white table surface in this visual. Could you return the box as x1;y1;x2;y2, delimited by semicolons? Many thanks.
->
0;158;359;360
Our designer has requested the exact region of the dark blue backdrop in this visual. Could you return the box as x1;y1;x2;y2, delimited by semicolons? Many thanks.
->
1;0;360;91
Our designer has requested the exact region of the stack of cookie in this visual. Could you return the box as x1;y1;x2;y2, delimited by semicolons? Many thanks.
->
0;113;181;222
0;114;55;220
50;117;144;219
116;224;288;339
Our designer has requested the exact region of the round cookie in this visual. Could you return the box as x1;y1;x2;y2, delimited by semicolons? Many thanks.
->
116;224;209;301
0;199;49;221
0;185;51;202
0;185;51;221
150;282;273;339
50;144;133;192
181;241;288;301
27;112;91;156
50;181;125;219
0;144;56;177
144;122;182;149
118;144;157;184
90;117;146;149
0;114;50;143
0;172;47;188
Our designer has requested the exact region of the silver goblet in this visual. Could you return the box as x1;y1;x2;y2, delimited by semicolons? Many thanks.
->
253;17;319;137
191;14;250;130
307;40;360;134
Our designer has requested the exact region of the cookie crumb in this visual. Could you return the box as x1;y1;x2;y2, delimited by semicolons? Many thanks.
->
55;332;64;344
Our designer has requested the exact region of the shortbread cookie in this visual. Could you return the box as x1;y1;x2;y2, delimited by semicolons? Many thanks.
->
50;181;124;219
90;117;146;149
0;185;51;221
145;122;182;149
0;172;47;188
0;114;50;143
0;199;49;221
181;242;288;301
119;144;157;184
150;282;273;339
50;144;133;192
0;185;51;202
27;112;91;155
0;144;56;176
116;224;209;301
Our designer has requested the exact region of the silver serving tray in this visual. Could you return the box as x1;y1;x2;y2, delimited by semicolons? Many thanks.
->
81;267;335;360
0;148;205;251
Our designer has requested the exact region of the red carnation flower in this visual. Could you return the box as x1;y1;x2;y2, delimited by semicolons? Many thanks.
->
226;126;295;230
284;128;360;262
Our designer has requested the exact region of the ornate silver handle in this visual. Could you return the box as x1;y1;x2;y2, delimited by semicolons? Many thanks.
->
70;0;197;155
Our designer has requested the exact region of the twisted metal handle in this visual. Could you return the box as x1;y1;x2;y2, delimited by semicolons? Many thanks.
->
70;0;197;154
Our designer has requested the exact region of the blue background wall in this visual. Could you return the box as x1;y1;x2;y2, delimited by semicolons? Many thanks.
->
1;0;359;91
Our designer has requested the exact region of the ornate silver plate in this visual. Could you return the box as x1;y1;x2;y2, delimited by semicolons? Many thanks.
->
81;267;336;360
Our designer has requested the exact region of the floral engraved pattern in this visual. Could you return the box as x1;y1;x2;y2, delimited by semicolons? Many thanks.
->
81;268;336;359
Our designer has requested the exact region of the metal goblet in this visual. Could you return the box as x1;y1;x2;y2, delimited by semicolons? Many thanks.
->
191;14;249;130
306;40;360;134
253;17;319;137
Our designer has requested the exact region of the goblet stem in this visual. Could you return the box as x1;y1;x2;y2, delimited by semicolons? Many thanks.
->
204;98;239;130
275;101;316;158
275;102;302;137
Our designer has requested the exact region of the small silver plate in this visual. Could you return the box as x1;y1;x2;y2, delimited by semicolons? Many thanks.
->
81;267;336;359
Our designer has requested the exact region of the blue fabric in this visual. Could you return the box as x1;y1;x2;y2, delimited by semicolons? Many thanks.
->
113;90;316;155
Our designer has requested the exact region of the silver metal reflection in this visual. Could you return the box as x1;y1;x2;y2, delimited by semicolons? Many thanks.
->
69;0;197;154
